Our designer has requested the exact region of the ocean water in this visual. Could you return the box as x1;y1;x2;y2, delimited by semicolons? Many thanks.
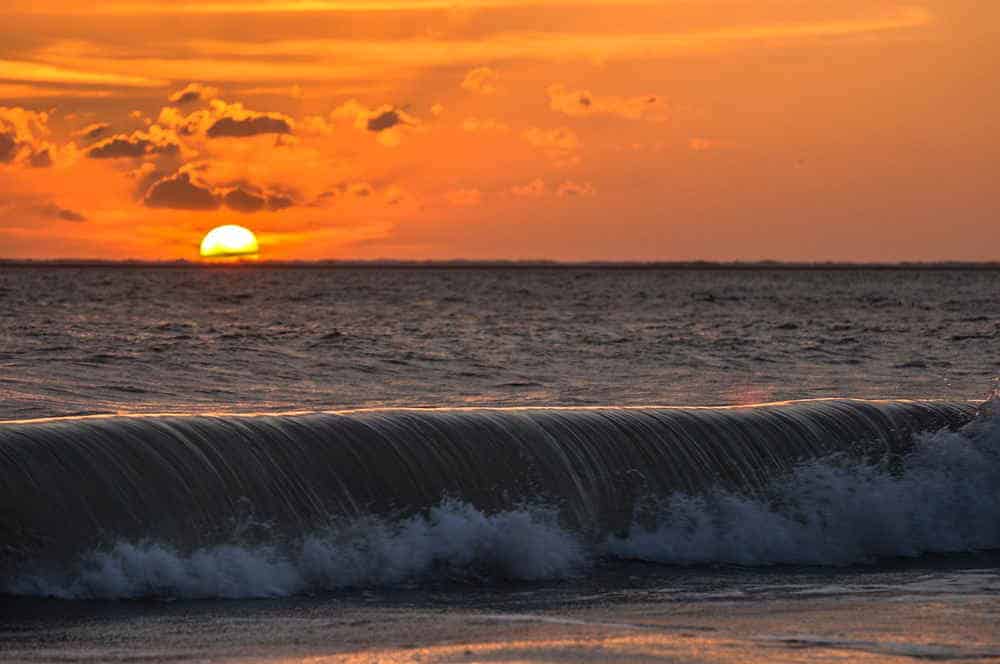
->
1;266;999;663
2;266;998;418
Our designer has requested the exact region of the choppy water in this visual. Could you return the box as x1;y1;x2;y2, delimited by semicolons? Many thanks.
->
1;266;997;419
1;266;999;663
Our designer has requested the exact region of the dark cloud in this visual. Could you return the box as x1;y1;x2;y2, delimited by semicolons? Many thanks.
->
366;110;401;132
169;83;219;104
0;130;51;167
144;172;219;210
132;167;167;198
56;208;86;222
222;187;296;213
36;203;86;222
0;133;16;163
0;107;54;169
267;195;294;211
174;91;200;104
206;115;292;138
89;137;147;159
0;108;54;168
88;134;180;159
76;123;110;141
28;149;52;168
223;188;266;213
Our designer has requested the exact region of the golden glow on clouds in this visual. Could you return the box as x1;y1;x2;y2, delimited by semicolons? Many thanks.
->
182;9;934;64
9;0;686;15
0;1;997;261
0;60;168;88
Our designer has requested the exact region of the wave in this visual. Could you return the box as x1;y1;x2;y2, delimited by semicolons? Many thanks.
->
1;399;992;599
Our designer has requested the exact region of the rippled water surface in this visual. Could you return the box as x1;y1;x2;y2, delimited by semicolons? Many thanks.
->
1;266;997;419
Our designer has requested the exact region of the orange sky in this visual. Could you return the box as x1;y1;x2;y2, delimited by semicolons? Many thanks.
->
0;1;997;261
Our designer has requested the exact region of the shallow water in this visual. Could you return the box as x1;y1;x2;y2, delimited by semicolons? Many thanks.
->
4;558;1000;663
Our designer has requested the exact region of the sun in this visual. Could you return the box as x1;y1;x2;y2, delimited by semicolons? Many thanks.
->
199;225;259;259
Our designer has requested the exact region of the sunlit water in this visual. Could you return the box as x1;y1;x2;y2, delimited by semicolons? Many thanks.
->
1;266;998;663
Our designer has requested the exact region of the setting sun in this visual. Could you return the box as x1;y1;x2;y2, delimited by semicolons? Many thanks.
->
199;225;259;258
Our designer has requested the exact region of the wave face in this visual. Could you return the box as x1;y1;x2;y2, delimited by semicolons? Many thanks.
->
0;400;987;598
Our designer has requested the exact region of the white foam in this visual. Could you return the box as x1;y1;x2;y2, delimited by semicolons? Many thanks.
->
8;502;586;599
609;414;1000;565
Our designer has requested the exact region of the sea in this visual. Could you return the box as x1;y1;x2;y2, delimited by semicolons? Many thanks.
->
1;265;998;663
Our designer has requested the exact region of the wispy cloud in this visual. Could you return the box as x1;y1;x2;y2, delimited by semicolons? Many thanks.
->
5;0;690;15
20;7;932;87
0;59;168;87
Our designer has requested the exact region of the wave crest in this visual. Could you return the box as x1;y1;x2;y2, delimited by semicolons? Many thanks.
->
4;399;996;599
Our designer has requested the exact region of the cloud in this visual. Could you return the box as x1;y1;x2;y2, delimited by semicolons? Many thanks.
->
219;186;295;212
0;84;115;100
315;181;375;202
169;8;932;69
556;180;596;197
547;84;663;120
0;193;91;230
511;178;546;198
688;137;737;151
207;114;292;137
266;194;294;210
347;182;373;197
27;1;689;15
0;107;55;168
384;186;407;206
0;134;16;163
0;59;167;87
462;117;509;133
509;178;593;198
28;149;53;168
446;188;482;207
331;100;414;130
522;126;581;166
327;99;420;147
461;67;501;95
144;171;220;209
36;202;87;222
126;161;166;195
223;187;266;212
144;168;299;213
168;82;220;104
87;128;181;159
158;100;295;138
238;84;305;99
366;109;402;132
74;122;111;141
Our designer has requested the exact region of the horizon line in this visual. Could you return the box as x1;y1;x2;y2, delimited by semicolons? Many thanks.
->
2;258;1000;270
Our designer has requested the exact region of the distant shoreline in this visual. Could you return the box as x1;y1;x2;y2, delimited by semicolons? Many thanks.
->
1;259;999;270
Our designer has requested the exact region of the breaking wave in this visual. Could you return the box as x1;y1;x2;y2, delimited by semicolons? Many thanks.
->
3;399;998;599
